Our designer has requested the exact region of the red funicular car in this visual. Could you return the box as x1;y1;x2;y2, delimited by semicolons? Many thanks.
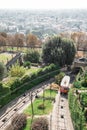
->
60;75;70;94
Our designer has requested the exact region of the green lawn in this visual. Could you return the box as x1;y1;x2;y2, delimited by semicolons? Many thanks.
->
24;98;53;115
42;89;57;98
24;89;57;130
24;89;57;116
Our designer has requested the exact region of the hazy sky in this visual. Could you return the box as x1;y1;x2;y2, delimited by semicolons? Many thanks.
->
0;0;87;10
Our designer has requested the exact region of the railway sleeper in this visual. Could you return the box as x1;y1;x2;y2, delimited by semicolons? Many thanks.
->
23;101;26;103
2;117;7;122
13;108;17;111
61;115;64;118
61;106;63;109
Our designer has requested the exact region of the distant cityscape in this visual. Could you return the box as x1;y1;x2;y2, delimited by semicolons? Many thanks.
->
0;9;87;40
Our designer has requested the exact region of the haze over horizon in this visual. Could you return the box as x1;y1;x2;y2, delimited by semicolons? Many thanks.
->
0;0;87;10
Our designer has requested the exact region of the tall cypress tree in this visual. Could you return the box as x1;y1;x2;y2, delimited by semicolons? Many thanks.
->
42;36;76;67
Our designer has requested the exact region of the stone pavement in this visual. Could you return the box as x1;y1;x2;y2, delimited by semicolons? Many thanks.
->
49;91;74;130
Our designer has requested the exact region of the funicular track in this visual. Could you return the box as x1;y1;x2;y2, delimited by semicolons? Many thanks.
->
51;91;74;130
0;79;53;130
56;92;68;130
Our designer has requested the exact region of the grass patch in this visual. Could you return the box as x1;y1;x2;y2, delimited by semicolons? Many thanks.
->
24;118;32;130
24;98;53;115
42;89;57;98
24;89;57;116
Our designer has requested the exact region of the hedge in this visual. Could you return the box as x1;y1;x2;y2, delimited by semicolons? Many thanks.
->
0;68;60;108
68;89;86;130
74;68;87;90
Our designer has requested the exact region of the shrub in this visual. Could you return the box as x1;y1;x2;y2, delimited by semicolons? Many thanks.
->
0;94;11;108
48;63;59;71
31;117;48;130
80;93;87;107
44;64;59;73
30;72;38;80
37;68;43;76
23;61;31;68
24;49;40;63
11;113;27;130
9;63;26;77
21;75;31;83
73;81;82;88
38;64;59;76
55;72;65;85
0;82;3;91
0;62;7;80
38;104;46;110
81;77;87;87
7;78;21;91
84;109;87;121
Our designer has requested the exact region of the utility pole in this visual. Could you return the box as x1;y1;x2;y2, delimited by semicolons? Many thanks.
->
50;84;52;101
43;86;45;113
30;91;34;128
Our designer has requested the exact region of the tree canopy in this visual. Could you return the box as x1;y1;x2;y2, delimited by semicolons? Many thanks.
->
26;33;38;47
42;36;76;67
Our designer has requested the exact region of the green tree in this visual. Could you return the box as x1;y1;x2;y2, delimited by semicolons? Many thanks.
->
62;38;76;65
42;36;76;67
0;62;7;80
